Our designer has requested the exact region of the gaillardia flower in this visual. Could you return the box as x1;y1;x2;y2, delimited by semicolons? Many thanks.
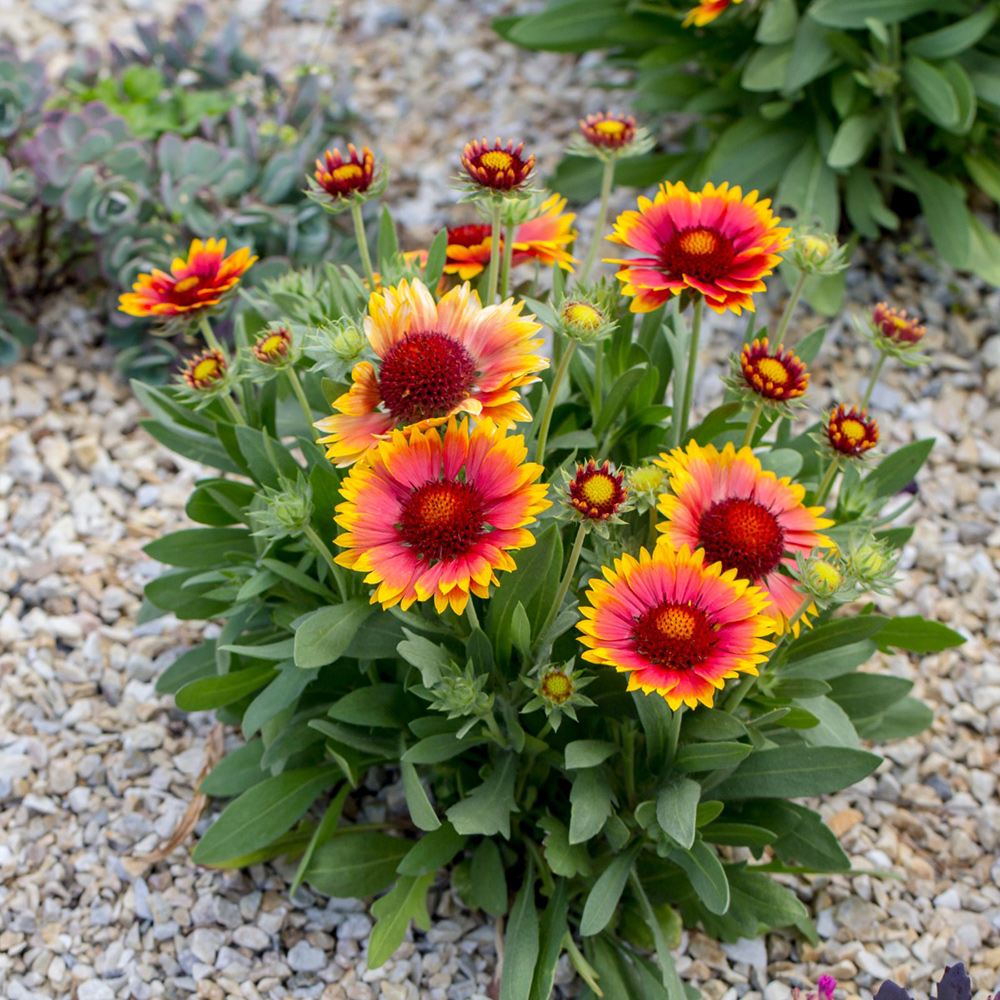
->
606;181;790;314
568;459;628;522
655;442;834;629
580;112;637;150
334;419;549;614
738;337;809;403
872;302;926;348
443;194;577;280
312;144;379;201
577;544;774;710
683;0;744;27
181;348;227;390
824;404;879;459
461;137;535;193
315;279;547;465
252;325;293;365
119;238;256;320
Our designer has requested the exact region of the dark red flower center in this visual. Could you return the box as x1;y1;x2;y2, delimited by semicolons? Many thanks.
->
631;601;717;671
165;273;219;306
698;497;785;580
398;479;485;563
378;331;478;425
659;226;736;283
448;225;496;248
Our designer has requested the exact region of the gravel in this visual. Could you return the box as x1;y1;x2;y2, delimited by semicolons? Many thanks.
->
2;1;1000;999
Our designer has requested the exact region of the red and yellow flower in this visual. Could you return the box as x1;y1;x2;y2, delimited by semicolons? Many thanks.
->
872;302;926;347
181;348;227;390
461;137;535;193
119;238;256;320
655;442;834;630
683;0;744;27
824;404;879;458
252;325;292;365
606;181;790;315
443;194;577;280
568;459;628;522
579;112;637;150
577;544;774;710
334;419;549;614
315;279;547;465
740;337;809;402
314;144;376;199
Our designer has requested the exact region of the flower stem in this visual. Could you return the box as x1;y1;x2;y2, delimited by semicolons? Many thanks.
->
350;202;377;290
286;368;317;439
647;504;658;549
498;221;515;300
219;394;247;426
579;158;616;284
591;339;603;421
813;456;840;507
199;315;225;354
622;721;637;810
466;599;480;634
774;270;807;345
485;199;503;304
741;401;764;449
665;704;683;767
303;523;347;602
534;338;577;464
538;521;587;642
676;295;704;445
862;350;887;409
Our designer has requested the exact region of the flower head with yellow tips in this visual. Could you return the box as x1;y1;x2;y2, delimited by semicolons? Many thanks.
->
577;544;774;710
569;112;655;162
333;419;549;615
655;441;834;631
460;137;535;194
119;238;256;322
314;279;548;465
824;404;879;459
605;180;790;315
308;143;387;213
727;337;810;413
683;0;744;27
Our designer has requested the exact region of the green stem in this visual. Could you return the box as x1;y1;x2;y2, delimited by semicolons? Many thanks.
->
485;200;503;303
538;521;587;642
498;221;515;300
741;401;764;449
303;524;348;602
466;599;481;634
350;202;377;290
862;351;887;409
622;721;637;810
647;504;658;550
665;705;683;768
286;368;317;439
579;158;616;284
220;394;247;426
591;339;603;422
629;871;686;1000
774;270;807;345
534;339;577;464
676;295;704;445
813;456;840;507
199;315;223;353
482;710;507;748
722;671;757;714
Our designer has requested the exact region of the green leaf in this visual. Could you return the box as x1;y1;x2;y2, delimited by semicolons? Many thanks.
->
907;7;997;60
233;424;302;488
140;419;243;474
328;684;409;728
501;863;540;1000
539;815;592;878
376;204;399;270
290;784;350;897
143;527;253;568
700;822;778;847
876;616;965;652
726;865;815;940
503;2;625;52
797;696;861;749
446;753;517;838
565;740;620;769
186;478;255;525
903;57;961;130
293;600;374;668
401;761;441;832
682;709;749;742
156;642;216;695
580;846;639;936
675;741;753;773
529;879;568;1000
397;822;465;877
368;873;434;969
175;662;277;712
772;803;851;870
826;112;881;170
469;839;509;916
305;832;411;896
742;44;793;93
900;163;970;268
397;631;454;685
826;673;913;718
786;615;887;660
243;665;317;738
668;840;730;915
778;639;877;679
775;141;839;232
402;733;487;764
853;696;933;740
703;118;801;194
656;776;701;850
569;766;614;845
757;0;798;44
845;166;899;238
713;746;881;799
964;153;1000;204
595;366;647;437
193;765;339;866
785;14;840;92
808;0;935;28
199;739;266;797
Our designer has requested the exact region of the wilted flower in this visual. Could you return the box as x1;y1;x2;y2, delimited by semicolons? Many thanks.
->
824;404;879;459
522;659;596;731
731;337;809;408
308;143;386;212
119;238;256;322
460;137;535;195
791;229;849;276
181;348;228;391
606;181;790;315
683;0;744;26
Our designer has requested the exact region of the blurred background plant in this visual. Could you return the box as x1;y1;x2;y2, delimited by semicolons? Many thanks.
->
0;2;351;377
496;0;1000;313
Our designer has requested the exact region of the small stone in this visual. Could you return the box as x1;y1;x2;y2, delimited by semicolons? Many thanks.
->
78;981;115;1000
934;887;962;909
836;897;885;934
856;949;891;979
763;984;792;1000
287;940;327;973
338;914;373;941
722;938;767;974
233;926;270;951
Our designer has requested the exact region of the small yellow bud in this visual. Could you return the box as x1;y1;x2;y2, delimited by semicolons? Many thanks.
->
629;464;666;496
807;560;843;597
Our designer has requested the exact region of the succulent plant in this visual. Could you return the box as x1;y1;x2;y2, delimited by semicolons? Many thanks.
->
0;48;47;140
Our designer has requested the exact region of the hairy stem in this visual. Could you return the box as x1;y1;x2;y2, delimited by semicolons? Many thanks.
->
498;221;515;300
538;521;587;642
578;158;616;283
774;270;807;345
286;368;317;439
303;523;348;602
534;338;577;464
676;296;704;445
350;202;377;290
862;351;887;409
485;200;503;303
741;401;764;449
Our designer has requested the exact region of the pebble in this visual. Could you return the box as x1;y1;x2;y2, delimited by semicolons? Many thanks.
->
287;940;327;973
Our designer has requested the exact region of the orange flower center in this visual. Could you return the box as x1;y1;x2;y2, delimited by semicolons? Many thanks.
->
698;496;785;580
840;419;866;443
398;479;485;563
481;150;513;172
541;670;573;704
755;357;789;386
660;225;736;284
332;163;363;184
594;120;627;136
631;601;717;671
379;331;478;425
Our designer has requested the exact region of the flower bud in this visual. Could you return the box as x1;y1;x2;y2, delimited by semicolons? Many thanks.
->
181;348;228;390
558;298;615;344
872;302;925;348
250;475;313;538
791;229;849;276
628;464;666;507
805;559;843;597
540;667;574;705
252;324;294;366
